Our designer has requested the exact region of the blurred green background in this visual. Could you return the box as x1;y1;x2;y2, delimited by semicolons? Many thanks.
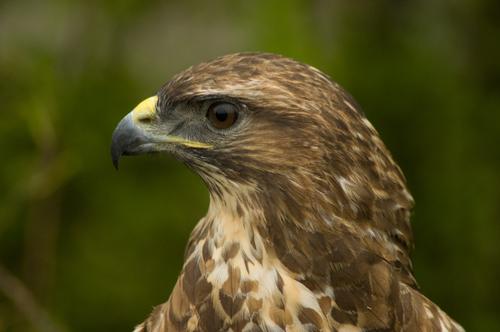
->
0;0;499;331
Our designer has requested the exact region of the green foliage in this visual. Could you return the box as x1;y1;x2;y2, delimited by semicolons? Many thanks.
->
0;0;499;331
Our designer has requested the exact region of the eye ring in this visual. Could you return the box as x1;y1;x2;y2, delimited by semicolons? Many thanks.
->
206;102;239;129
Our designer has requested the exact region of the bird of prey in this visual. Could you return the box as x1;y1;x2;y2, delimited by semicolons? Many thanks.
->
111;53;463;332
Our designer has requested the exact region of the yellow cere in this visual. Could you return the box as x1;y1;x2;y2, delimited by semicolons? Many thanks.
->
131;96;158;123
132;96;212;149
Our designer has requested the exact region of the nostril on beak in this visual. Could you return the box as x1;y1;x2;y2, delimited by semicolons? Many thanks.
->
136;114;154;124
131;95;158;125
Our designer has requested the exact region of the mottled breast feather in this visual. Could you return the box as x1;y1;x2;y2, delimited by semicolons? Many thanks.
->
134;53;463;332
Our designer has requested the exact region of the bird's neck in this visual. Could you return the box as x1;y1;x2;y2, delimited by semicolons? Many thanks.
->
201;188;268;260
173;187;333;332
185;184;329;278
183;183;280;273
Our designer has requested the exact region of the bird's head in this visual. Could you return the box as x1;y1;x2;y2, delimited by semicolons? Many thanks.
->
111;53;413;228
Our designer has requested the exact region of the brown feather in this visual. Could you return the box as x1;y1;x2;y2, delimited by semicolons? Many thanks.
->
131;53;463;332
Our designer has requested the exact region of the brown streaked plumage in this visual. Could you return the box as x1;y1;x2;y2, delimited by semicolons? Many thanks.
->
111;52;463;332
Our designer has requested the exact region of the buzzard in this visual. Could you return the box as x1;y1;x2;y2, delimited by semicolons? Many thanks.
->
111;53;463;332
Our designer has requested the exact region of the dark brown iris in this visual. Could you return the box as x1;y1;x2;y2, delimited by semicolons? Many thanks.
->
206;102;238;129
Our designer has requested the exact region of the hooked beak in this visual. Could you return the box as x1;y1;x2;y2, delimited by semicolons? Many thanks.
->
111;96;212;169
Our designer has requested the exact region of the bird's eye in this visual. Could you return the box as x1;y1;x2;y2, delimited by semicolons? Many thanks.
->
206;102;238;129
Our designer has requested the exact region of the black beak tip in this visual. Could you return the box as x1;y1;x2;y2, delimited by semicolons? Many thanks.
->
111;113;149;170
111;149;120;170
111;140;122;170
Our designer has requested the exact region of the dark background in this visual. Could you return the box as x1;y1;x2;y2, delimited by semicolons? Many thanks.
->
1;1;499;331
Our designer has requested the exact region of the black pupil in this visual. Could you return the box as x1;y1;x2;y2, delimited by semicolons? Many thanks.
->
215;107;229;122
208;102;237;129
